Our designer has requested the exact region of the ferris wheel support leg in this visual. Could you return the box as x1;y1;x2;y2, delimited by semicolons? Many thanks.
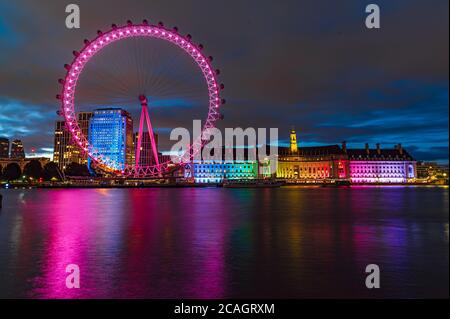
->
143;103;160;167
136;103;146;169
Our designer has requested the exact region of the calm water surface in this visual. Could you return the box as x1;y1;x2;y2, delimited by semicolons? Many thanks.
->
0;186;448;298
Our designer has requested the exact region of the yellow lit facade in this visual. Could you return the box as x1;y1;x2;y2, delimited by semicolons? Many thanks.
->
277;129;349;182
277;146;348;181
53;112;93;170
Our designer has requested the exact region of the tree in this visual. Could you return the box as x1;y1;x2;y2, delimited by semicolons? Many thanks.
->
43;162;63;181
64;162;90;176
23;160;43;180
2;163;22;181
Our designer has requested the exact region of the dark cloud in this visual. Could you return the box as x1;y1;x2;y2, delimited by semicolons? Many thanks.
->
0;0;448;162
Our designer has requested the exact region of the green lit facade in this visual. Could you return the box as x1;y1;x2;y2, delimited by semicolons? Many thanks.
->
185;161;258;183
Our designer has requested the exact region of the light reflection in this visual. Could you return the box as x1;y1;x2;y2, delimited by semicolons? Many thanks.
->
0;187;447;298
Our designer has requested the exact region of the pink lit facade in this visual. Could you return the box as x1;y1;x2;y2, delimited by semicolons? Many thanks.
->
346;144;417;184
348;160;416;183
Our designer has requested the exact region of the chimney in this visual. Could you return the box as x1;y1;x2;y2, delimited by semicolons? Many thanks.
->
376;143;381;155
342;141;347;152
398;143;403;155
365;143;369;155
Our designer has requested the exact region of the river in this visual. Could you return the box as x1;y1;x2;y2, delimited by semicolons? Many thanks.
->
0;186;448;298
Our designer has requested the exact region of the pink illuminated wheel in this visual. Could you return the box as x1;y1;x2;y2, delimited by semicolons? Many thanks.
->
57;20;224;177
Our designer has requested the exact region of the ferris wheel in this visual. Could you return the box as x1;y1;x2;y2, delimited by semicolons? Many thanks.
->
56;19;225;178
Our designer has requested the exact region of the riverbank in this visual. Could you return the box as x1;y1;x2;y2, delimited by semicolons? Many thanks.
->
1;182;447;189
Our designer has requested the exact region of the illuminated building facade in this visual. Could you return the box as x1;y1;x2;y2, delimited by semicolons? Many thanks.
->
53;112;93;170
77;112;93;135
277;146;348;181
277;130;348;182
77;112;93;164
74;112;93;165
53;120;79;170
88;108;134;171
346;143;416;183
0;137;9;158
277;130;416;184
184;148;259;183
185;161;258;183
10;139;25;159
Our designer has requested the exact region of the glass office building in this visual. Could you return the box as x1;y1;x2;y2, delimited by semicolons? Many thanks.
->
88;108;134;171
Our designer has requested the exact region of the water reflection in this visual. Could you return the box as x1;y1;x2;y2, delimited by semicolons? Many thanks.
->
0;186;448;298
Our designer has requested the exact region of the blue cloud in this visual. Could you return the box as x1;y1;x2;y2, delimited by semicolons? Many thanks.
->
0;3;25;54
0;97;55;157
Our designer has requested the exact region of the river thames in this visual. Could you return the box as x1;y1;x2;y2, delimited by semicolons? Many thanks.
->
0;186;448;298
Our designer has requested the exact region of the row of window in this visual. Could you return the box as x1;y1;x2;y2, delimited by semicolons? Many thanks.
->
351;169;405;174
279;167;330;173
352;174;406;178
351;165;406;170
195;169;253;173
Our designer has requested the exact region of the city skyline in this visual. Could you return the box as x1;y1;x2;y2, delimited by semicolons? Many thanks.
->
0;0;448;164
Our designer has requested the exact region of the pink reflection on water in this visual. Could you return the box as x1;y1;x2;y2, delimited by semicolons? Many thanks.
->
110;188;229;298
32;190;87;298
11;188;230;298
188;189;229;298
31;189;126;298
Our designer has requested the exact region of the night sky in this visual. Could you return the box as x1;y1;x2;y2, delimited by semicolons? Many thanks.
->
0;0;448;163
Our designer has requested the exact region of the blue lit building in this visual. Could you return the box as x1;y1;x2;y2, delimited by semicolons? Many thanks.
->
184;160;258;183
88;108;134;171
183;147;266;183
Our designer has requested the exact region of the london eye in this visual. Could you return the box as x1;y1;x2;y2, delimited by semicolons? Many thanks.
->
56;20;224;178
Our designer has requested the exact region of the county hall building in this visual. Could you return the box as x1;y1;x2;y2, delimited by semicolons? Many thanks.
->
277;129;417;184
